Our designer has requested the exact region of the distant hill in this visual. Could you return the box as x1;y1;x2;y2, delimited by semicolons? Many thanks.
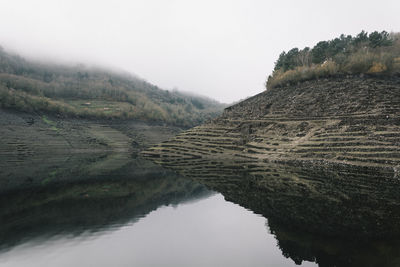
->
0;47;226;127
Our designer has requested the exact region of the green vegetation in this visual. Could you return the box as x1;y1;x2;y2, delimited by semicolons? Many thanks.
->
0;47;226;127
267;31;400;89
41;115;59;131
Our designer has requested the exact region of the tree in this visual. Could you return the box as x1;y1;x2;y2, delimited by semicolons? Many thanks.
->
284;48;300;70
274;51;287;71
295;47;311;67
311;41;329;64
369;31;392;48
274;48;301;71
352;30;368;46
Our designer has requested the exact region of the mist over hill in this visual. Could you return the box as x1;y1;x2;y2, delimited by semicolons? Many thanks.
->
0;47;226;127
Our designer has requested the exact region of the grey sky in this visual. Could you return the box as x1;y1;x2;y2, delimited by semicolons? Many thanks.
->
0;0;399;103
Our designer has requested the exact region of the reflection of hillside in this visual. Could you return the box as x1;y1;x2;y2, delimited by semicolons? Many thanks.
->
0;152;134;192
269;220;400;267
0;156;213;253
145;155;400;265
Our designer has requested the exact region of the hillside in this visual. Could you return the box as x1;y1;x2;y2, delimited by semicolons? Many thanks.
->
143;75;400;169
0;47;226;127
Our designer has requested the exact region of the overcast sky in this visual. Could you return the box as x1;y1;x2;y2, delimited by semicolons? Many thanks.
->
0;0;399;103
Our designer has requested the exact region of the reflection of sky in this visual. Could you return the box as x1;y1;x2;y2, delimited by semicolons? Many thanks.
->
0;194;315;267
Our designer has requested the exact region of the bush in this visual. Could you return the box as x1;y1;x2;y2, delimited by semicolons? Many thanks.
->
368;62;388;73
342;52;374;74
267;61;339;88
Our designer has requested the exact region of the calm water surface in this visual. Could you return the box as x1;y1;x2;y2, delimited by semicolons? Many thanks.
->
0;194;315;267
1;152;400;266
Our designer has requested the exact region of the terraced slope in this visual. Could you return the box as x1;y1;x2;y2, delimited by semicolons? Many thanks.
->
144;75;400;170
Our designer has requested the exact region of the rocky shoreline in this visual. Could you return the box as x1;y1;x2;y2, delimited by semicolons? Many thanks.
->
0;108;182;192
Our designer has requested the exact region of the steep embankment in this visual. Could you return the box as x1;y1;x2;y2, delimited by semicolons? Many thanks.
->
144;75;400;170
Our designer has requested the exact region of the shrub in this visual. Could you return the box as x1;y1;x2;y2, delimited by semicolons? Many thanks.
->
368;62;388;73
342;52;375;74
393;57;400;72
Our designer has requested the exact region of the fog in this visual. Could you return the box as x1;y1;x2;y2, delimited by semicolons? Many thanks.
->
0;0;399;103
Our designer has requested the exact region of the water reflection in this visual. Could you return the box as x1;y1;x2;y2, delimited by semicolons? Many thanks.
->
148;155;400;266
0;194;316;267
270;220;400;266
2;151;400;266
0;153;212;254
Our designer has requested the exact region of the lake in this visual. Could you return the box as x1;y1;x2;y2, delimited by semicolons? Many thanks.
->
1;152;400;267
